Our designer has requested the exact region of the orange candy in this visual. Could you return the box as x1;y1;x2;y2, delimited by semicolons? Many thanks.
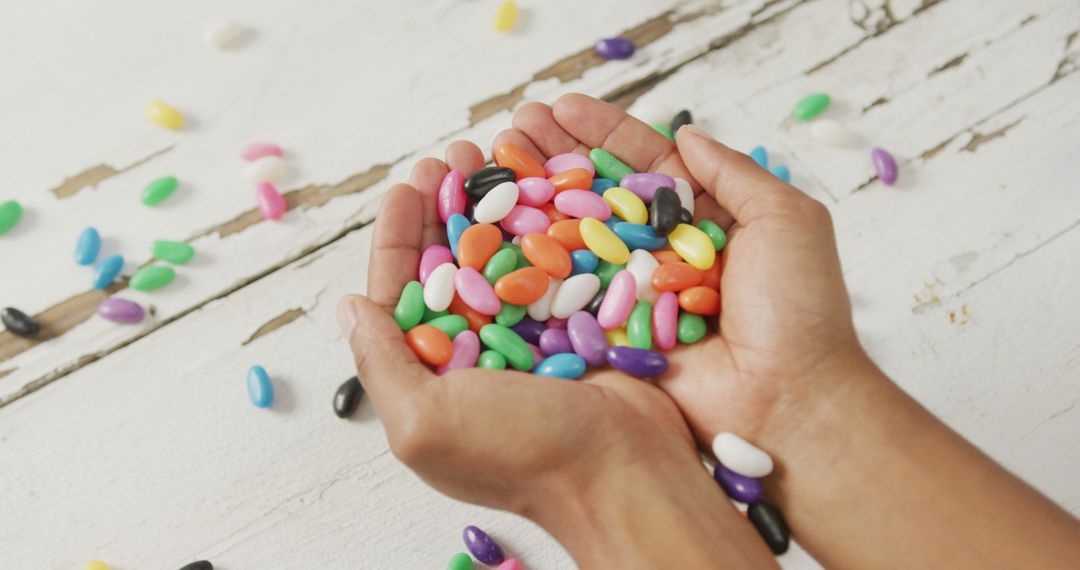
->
651;250;683;265
405;324;453;365
449;294;493;333
494;266;551;305
548;168;592;192
651;262;704;292
495;142;545;180
457;223;502;270
521;233;572;278
540;202;570;223
678;286;721;315
546;219;588;251
700;257;723;289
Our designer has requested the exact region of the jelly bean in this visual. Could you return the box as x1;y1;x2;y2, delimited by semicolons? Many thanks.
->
97;298;145;324
649;187;681;237
457;224;502;270
449;294;494;332
256;182;287;220
495;302;527;327
580;217;630;264
701;258;723;289
673;177;695;215
423;306;450;322
244;155;286;183
652;123;674;140
509;316;545;345
652;292;678;350
494;266;550;305
0;199;23;235
544;153;595;177
570;249;600;275
477;350;507;370
554;189;612;220
793;92;831;121
769;164;791;183
547;316;568;329
547;219;587;251
594;37;635;60
406;324;454;366
479;324;534;371
427;314;469;339
241;142;283;162
93;254;124;289
550;273;601;319
75;227;101;265
146;99;185;129
464;166;516;201
590;177;617;195
602;187;648;224
586;288;606;316
447;553;474;570
603;215;623;232
521;233;572;278
810;118;859;147
605;327;630;347
474;181;519;223
446;214;471;258
872;147;898;185
567;311;608;366
526;277;561;321
548;168;592;192
142;176;179;206
627;300;653;349
597;270;636;329
437;330;481;374
652;261;703;292
420;245;455;285
438;170;467;222
620;173;676;203
205;18;244;48
748;501;790;555
130;265;175;291
482;248;518;285
495;142;545;179
497;560;524;570
711;432;773;477
85;561;111;570
678;312;707;343
680;208;693;225
671;109;693;134
493;0;517;32
535;203;566;224
333;376;364;419
652;249;683;265
500;205;551;236
714;463;763;504
679;286;721;315
668;223;716;270
424;263;457;311
535;353;587;379
606;346;669;378
1;307;38;337
455;267;501;315
749;146;768;168
178;561;214;570
516;177;555;207
539;328;573;355
594;259;625;288
626;249;660;303
247;365;274;408
153;240;195;264
589;148;634;182
695;219;728;251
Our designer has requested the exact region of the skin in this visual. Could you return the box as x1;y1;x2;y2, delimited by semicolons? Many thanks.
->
339;93;1080;569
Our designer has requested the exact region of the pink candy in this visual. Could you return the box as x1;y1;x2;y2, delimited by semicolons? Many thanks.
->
544;153;595;177
652;292;678;350
241;142;284;162
256;182;287;220
438;170;467;222
497;559;524;570
554;190;612;220
516;177;556;207
500;205;551;236
419;245;455;285
454;267;501;315
597;270;636;329
436;330;481;374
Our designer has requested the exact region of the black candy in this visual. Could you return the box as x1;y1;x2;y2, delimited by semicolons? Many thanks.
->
586;288;607;316
679;207;693;225
670;109;693;134
1;307;39;338
178;562;213;570
333;376;364;418
649;187;681;237
464;167;516;201
748;501;790;555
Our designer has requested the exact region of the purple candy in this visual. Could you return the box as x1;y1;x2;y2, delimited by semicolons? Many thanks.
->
539;328;574;355
567;311;608;366
619;172;676;203
97;298;145;324
714;463;763;503
463;525;505;565
606;346;668;378
594;37;635;60
871;147;898;185
510;317;545;345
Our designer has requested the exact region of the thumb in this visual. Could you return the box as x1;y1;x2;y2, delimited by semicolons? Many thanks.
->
337;294;430;403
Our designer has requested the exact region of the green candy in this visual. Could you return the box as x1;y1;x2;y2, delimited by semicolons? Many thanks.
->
695;220;728;251
677;312;707;344
422;306;450;322
483;248;518;285
652;123;674;140
141;176;179;206
152;240;195;264
595;260;626;289
477;350;507;370
129;265;175;291
446;553;474;570
494;302;526;327
792;93;831;121
627;300;653;349
589;148;634;182
394;281;425;330
0;200;23;235
479;324;534;371
427;315;468;339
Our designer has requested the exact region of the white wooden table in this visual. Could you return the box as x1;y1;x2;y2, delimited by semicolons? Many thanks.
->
2;0;1078;568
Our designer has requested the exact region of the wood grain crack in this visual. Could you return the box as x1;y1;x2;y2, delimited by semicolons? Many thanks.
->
242;308;305;346
961;117;1025;153
928;52;968;77
49;145;175;199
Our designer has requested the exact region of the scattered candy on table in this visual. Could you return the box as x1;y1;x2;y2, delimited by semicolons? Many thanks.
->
447;552;474;570
246;364;274;408
142;176;179;206
177;561;214;570
130;265;176;292
241;142;284;162
594;37;635;60
463;525;506;565
75;227;101;265
244;155;286;184
333;376;364;418
146;99;186;130
792;92;831;121
204;19;245;49
809;118;859;147
1;306;39;338
670;109;692;134
152;240;196;265
85;561;110;570
497;559;524;570
0;199;24;235
256;182;287;220
493;0;518;32
97;298;146;324
93;254;125;290
871;147;899;185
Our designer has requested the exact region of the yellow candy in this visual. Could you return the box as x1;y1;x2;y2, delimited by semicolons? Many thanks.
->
85;561;110;570
580;217;630;265
146;100;185;130
605;327;631;347
602;187;648;224
668;223;716;270
493;0;518;32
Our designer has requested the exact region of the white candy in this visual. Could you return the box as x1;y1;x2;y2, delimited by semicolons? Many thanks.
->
809;119;860;148
204;20;245;49
244;155;286;183
423;263;457;312
673;177;694;215
626;249;659;303
550;274;600;319
527;277;561;321
711;432;773;478
473;181;519;223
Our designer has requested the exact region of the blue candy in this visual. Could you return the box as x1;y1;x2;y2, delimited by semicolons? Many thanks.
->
92;254;124;290
534;353;587;380
247;365;274;408
769;164;791;183
75;227;101;265
603;215;624;232
749;146;768;169
446;214;471;259
613;222;667;251
570;250;600;276
590;177;617;195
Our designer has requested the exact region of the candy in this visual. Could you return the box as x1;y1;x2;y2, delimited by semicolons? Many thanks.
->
554;189;612;220
652;292;678;350
589;148;634;182
75;227;101;265
241;142;283;162
449;294;493;332
521;233;571;278
178;562;214;570
516;177;556;207
591;177;617;195
423;263;458;311
627;301;653;349
539;202;569;223
594;37;635;60
652;262;703;292
447;552;474;570
501;205;551;236
392;281;425;331
1;307;39;337
678;312;707;344
678;286;721;315
142;176;179;206
437;330;481;373
606;346;668;378
594;260;625;289
526;277;561;321
672;177;695;214
597;270;636;329
479;324;534;371
567;311;608;366
420;245;455;285
539;328;573;355
205;19;245;48
93;254;124;289
464;166;515;201
544;153;595;177
153;240;195;264
493;0;518;32
85;561;110;570
671;109;693;133
477;350;507;370
446;214;471;258
482;248;518;285
535;353;587;379
427;315;469;339
464;525;506;565
809;118;859;147
701;259;722;289
546;316;568;329
455;267;501;315
711;432;773;477
97;298;145;324
130;265;175;291
872;147;899;185
620;173;676;203
247;365;274;408
548;168;592;192
457;224;502;270
769;164;791;183
547;219;587;251
333;376;364;418
605;327;630;347
256;182;287;220
146;100;185;130
510;317;545;345
668;223;716;270
749;146;768;168
714;463;763;504
244;156;286;183
495;303;527;327
570;249;600;275
473;181;519;223
406;324;454;366
585;288;606;316
495;142;544;179
626;249;659;303
695;219;728;251
550;273;601;319
580;217;630;264
423;307;450;322
748;501;791;555
0;199;22;235
649;187;681;237
497;560;524;570
495;267;550;305
602;187;648;225
652;250;683;265
680;208;693;225
793;92;831;121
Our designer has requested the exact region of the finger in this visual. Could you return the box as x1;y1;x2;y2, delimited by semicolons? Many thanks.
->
445;139;485;177
367;183;424;309
409;157;450;250
492;128;547;163
337;294;431;407
511;101;588;158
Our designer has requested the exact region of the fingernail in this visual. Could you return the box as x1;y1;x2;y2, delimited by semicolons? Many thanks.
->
336;296;359;337
679;124;715;141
